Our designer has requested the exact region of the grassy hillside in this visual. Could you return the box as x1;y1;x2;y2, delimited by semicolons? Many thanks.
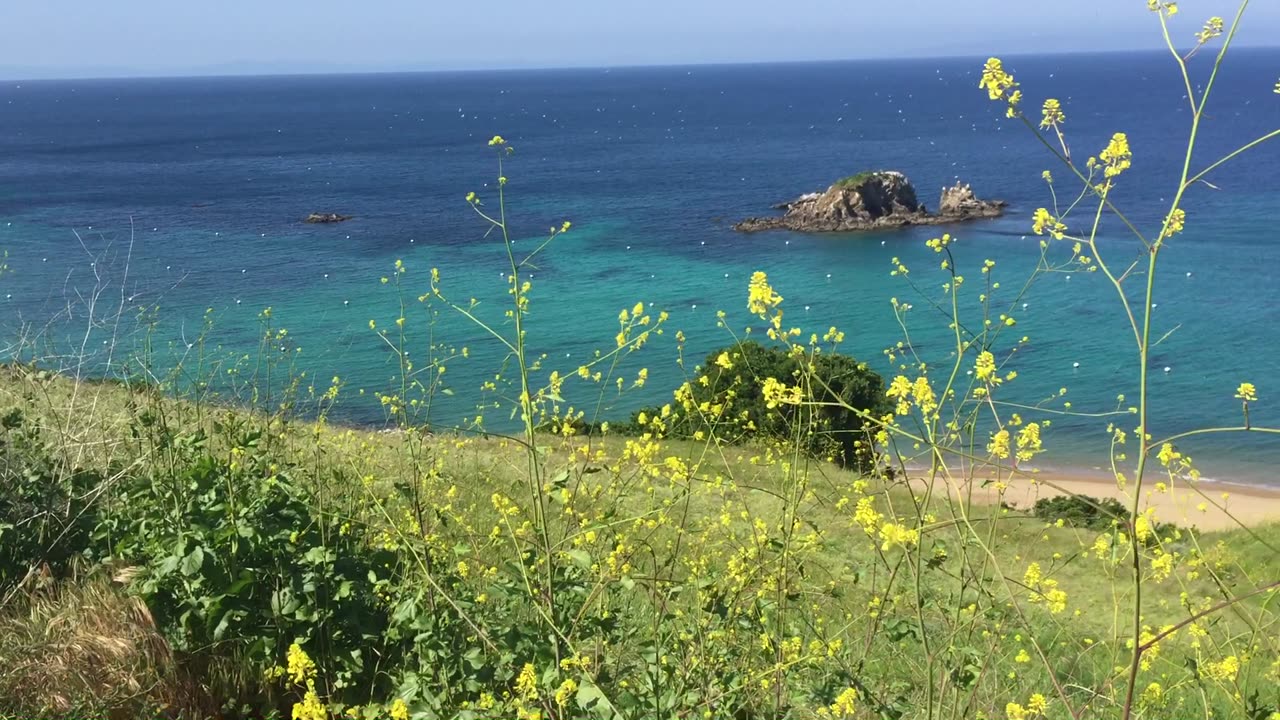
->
1;361;1277;720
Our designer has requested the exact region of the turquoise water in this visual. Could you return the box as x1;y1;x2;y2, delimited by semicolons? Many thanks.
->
2;50;1280;483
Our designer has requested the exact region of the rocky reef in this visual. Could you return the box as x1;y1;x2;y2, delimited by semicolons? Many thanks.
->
304;212;353;224
735;172;1004;233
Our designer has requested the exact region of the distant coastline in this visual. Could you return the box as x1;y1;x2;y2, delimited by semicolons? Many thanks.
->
6;44;1280;83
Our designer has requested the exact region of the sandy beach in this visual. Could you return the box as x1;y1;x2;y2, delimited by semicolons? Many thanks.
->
915;468;1280;532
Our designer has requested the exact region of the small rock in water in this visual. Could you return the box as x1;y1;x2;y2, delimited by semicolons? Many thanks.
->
1073;362;1080;368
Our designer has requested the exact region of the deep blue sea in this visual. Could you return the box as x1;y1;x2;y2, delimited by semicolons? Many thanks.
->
3;50;1280;483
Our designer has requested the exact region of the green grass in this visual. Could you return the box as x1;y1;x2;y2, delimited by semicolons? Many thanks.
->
2;364;1277;719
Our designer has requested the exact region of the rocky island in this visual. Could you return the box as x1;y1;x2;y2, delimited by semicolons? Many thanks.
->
305;212;353;224
734;171;1005;233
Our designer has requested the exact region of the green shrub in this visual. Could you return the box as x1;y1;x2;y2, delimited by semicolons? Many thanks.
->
832;171;880;188
1031;494;1129;531
0;406;102;591
632;341;890;471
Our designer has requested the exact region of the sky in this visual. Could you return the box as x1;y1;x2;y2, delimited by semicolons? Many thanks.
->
2;1;1279;80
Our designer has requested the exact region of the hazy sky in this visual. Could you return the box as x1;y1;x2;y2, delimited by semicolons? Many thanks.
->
3;1;1278;79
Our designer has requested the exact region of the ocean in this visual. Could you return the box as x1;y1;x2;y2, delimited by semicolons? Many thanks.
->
2;49;1279;483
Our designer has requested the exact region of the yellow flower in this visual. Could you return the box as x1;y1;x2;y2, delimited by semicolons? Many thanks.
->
1139;682;1165;709
878;522;919;551
1027;693;1048;715
1236;382;1258;402
515;663;539;699
554;678;578;706
1163;208;1185;237
1006;702;1028;720
488;135;507;147
1016;423;1042;461
1023;562;1043;586
762;377;803;408
988;429;1011;459
853;496;883;533
1040;98;1065;128
1157;443;1182;467
1005;90;1023;118
1015;649;1030;663
1202;655;1240;682
389;698;409;720
714;351;733;370
747;271;783;315
911;376;938;415
979;58;1017;101
292;687;327;720
1031;208;1066;240
974;351;997;382
1100;133;1132;178
1195;16;1224;44
286;643;317;686
886;375;913;415
828;687;858;717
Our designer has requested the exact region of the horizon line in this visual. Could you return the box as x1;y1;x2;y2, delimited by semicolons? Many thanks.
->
5;42;1279;84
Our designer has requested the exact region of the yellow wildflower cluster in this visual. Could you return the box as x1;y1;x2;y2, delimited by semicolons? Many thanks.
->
1022;562;1067;613
1201;655;1240;682
1195;16;1224;44
1015;423;1043;462
853;496;883;534
747;271;783;316
1031;208;1067;239
988;429;1011;460
1007;693;1050;719
1162;208;1185;238
761;377;803;408
827;687;858;717
1040;98;1065;129
886;375;938;417
286;643;317;686
293;688;326;720
1236;382;1258;402
974;351;998;384
1100;133;1132;178
878;522;919;552
978;58;1019;117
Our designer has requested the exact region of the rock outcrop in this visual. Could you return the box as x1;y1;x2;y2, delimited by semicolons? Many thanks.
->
735;172;1004;233
305;212;353;224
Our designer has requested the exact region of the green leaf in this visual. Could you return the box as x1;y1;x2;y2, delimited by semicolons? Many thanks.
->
462;647;484;669
576;676;607;710
565;549;592;570
180;545;205;576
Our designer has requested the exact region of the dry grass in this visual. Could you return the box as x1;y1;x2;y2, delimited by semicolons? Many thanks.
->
0;567;204;719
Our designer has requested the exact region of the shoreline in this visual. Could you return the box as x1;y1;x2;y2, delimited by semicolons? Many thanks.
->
911;465;1280;531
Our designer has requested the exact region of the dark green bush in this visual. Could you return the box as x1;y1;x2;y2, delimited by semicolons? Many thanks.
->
1032;494;1129;530
631;341;890;472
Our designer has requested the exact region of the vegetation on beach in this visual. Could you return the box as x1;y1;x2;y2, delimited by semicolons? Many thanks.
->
4;4;1280;720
